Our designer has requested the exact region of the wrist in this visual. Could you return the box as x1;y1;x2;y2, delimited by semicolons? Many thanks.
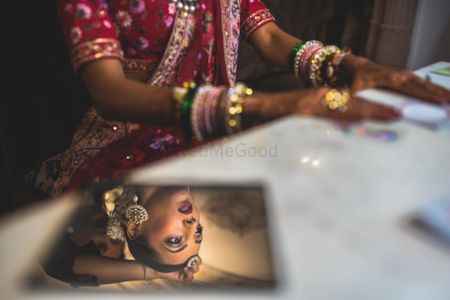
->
242;93;263;128
339;54;370;73
244;92;296;125
242;92;278;128
143;266;159;281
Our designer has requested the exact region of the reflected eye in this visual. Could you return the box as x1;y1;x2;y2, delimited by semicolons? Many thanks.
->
166;236;182;245
194;225;203;244
195;224;203;236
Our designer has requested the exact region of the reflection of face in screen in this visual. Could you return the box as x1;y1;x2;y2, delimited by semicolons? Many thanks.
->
128;187;203;268
36;185;274;290
38;186;203;287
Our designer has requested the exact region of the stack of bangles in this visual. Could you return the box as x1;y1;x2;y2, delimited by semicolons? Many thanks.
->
290;39;352;111
290;40;351;87
172;82;253;141
172;39;350;137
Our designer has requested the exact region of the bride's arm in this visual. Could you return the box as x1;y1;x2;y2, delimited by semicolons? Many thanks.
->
73;255;194;285
248;23;450;104
73;255;147;284
247;22;298;71
80;60;177;125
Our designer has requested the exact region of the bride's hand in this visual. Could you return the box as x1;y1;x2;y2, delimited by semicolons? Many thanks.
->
340;55;450;105
150;258;202;283
155;268;194;283
255;87;400;123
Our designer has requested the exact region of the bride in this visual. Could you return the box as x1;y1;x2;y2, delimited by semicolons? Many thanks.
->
43;185;203;286
28;0;450;197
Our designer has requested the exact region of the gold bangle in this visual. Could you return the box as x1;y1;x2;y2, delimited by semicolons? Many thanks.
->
310;45;341;87
173;86;188;104
172;86;188;123
224;83;253;135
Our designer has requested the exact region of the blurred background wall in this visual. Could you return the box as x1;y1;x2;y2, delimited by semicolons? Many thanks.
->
239;0;449;89
238;0;375;90
407;0;450;70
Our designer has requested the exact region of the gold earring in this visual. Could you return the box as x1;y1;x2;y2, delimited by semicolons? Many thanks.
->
126;204;149;225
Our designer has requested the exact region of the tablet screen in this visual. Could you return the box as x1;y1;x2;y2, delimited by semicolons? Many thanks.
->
26;183;277;293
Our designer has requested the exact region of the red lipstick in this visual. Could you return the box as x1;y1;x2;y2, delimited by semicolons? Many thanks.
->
178;201;193;214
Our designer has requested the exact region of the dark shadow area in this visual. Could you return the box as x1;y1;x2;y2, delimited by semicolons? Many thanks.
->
1;1;91;214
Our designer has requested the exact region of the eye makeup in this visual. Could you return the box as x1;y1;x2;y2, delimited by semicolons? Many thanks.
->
166;236;183;245
164;236;187;253
195;224;203;244
164;224;203;252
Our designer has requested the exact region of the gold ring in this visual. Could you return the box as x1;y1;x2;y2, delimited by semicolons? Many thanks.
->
186;255;201;268
321;89;350;112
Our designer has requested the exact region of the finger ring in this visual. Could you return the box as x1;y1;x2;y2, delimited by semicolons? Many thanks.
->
186;255;201;268
322;89;350;112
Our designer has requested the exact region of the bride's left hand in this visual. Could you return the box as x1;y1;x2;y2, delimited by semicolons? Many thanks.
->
153;257;202;283
340;55;450;105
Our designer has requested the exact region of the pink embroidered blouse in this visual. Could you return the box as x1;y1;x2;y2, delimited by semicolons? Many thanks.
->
34;0;276;196
58;0;275;85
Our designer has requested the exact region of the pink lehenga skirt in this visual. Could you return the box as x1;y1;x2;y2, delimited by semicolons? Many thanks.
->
27;107;191;196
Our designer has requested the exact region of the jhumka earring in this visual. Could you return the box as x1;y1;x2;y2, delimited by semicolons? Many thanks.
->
126;193;149;225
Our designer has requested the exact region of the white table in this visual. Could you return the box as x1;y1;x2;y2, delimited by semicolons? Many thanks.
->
128;120;450;300
1;63;450;300
130;62;450;300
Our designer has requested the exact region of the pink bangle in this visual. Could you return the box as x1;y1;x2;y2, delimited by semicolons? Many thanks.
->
305;46;323;83
198;87;211;141
212;88;228;137
294;40;323;79
204;87;226;138
191;85;212;141
300;46;319;81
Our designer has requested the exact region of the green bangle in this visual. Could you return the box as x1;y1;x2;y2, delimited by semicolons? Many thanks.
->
289;40;305;71
179;82;199;138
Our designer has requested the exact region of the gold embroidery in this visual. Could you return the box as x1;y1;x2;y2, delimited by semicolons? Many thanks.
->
148;11;196;86
220;0;241;86
241;9;275;40
71;38;124;72
122;58;158;73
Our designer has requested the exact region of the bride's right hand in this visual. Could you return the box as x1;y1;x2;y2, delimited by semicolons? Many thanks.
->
251;87;401;123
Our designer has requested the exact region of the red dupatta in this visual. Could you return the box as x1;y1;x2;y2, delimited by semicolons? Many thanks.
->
147;0;242;87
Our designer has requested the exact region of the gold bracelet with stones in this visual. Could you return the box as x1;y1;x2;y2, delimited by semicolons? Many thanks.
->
224;83;253;135
310;45;342;87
